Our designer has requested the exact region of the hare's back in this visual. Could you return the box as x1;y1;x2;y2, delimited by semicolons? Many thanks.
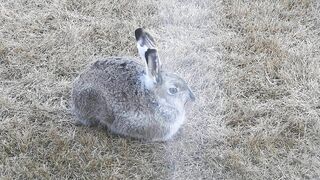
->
91;58;144;73
78;58;148;100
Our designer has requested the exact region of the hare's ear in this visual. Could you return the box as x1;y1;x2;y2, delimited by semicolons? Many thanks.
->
145;49;162;84
135;28;156;48
135;28;158;64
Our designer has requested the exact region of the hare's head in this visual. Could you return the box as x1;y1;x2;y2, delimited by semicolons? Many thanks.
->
135;28;195;108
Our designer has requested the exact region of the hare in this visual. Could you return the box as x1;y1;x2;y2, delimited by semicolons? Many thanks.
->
71;28;195;141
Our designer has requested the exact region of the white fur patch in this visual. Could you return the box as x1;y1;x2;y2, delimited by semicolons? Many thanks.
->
164;112;185;140
140;74;155;90
137;42;148;65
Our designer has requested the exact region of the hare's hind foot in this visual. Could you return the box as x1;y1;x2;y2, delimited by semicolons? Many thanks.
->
72;87;105;127
74;116;98;127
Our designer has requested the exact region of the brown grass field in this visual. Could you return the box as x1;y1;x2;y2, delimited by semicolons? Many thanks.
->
1;0;319;179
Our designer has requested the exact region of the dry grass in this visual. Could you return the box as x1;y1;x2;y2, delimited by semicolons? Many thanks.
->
1;0;319;179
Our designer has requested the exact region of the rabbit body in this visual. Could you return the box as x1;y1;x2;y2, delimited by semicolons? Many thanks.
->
72;28;195;141
72;58;185;141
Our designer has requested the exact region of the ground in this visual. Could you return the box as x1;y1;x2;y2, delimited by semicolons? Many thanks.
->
0;0;319;179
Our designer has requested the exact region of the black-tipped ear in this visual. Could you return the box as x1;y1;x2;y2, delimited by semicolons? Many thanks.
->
135;28;144;41
135;28;158;68
135;28;156;47
145;49;162;84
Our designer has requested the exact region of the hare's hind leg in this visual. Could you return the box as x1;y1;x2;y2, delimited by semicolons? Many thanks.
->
74;115;97;127
72;87;104;126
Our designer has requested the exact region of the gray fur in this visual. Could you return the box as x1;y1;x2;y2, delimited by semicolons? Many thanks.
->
71;29;195;141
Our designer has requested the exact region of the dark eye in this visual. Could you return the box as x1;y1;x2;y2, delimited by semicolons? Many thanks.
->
168;87;178;94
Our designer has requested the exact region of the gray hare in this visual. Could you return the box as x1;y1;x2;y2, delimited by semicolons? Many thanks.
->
71;28;195;141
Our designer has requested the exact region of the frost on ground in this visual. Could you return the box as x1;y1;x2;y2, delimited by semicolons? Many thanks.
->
0;0;319;179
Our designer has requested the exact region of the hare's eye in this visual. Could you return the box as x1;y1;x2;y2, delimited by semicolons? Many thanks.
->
168;87;178;95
